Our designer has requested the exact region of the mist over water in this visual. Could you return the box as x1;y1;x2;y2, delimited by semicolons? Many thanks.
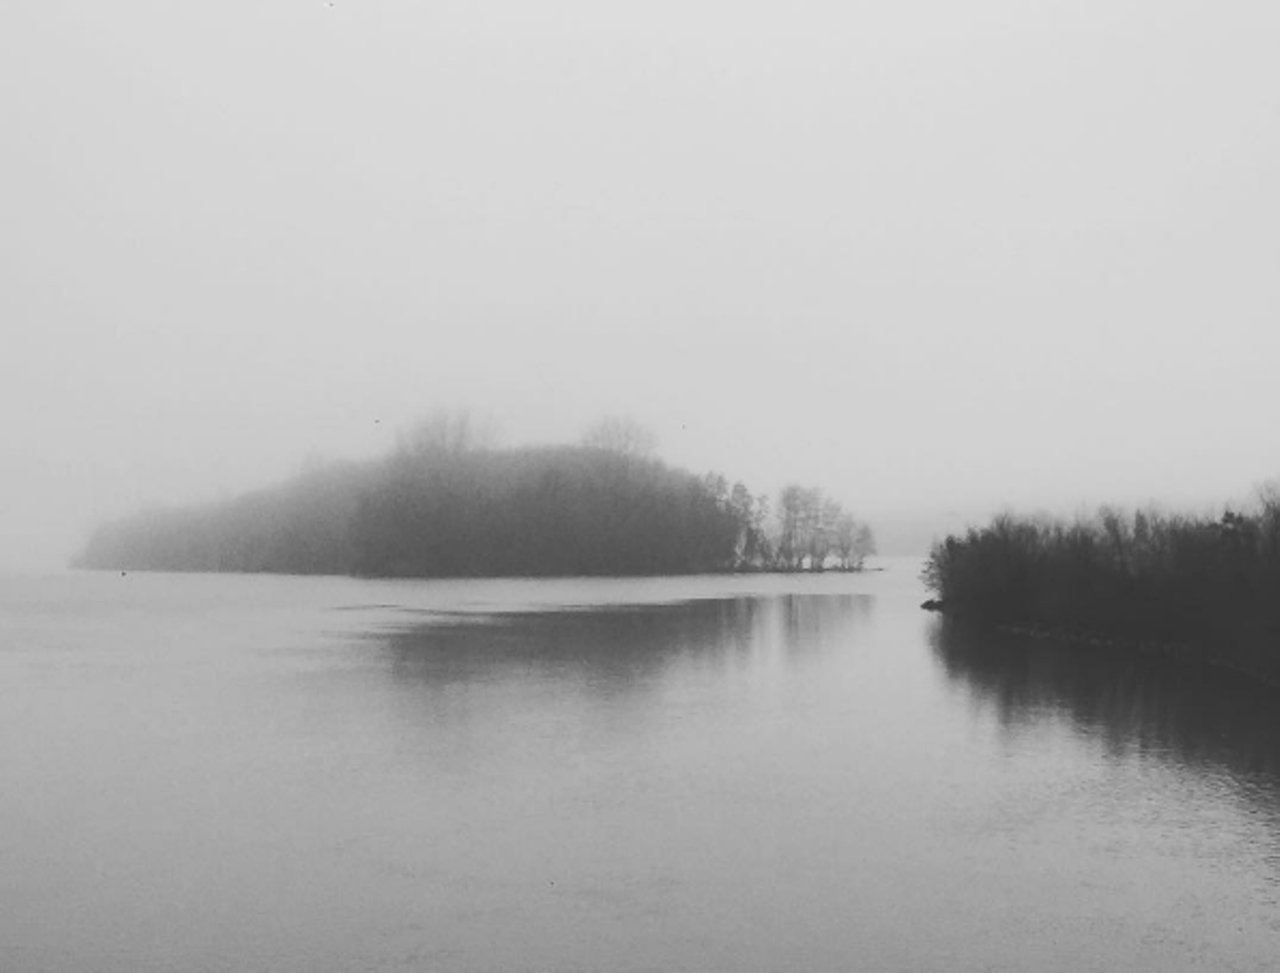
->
3;563;1278;971
6;2;1280;571
8;2;1280;965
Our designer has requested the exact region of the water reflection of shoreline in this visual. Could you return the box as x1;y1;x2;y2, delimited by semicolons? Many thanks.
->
375;593;871;698
929;617;1280;827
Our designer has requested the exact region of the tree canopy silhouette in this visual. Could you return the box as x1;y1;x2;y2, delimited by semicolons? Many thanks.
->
77;429;874;578
922;489;1280;679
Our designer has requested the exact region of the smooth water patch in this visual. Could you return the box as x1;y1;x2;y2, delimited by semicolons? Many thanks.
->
1;565;1278;971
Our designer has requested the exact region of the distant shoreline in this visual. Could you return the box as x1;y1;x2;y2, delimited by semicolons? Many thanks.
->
82;564;886;581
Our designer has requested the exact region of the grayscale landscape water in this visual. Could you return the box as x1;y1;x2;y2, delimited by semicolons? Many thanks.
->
3;560;1279;972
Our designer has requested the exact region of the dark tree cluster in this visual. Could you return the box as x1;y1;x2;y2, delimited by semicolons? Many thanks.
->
923;492;1280;678
76;433;874;579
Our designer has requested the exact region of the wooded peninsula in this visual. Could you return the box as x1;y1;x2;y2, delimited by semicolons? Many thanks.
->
922;493;1280;682
77;417;875;578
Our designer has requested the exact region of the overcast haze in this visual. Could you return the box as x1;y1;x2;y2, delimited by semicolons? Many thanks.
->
4;0;1279;571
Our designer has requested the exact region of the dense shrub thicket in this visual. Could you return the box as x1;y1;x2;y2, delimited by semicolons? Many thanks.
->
77;441;874;578
922;494;1280;676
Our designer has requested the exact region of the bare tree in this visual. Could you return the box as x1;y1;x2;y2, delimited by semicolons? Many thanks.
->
852;523;877;568
581;416;658;459
833;512;858;569
776;485;805;569
401;407;498;457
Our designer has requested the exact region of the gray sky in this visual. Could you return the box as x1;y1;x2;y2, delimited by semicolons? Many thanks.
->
4;0;1279;570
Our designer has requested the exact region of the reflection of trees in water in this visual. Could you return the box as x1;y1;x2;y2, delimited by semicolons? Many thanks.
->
777;594;872;659
378;594;870;696
929;617;1280;846
381;599;758;693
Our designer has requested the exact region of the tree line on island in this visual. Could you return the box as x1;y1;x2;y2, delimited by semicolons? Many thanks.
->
923;488;1280;680
77;414;876;578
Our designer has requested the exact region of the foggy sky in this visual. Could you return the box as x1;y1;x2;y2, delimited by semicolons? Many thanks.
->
4;0;1279;570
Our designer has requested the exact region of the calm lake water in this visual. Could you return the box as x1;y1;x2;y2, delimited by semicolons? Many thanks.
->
2;560;1279;971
